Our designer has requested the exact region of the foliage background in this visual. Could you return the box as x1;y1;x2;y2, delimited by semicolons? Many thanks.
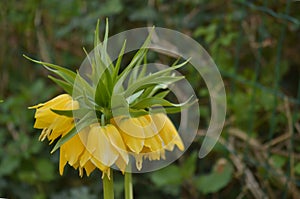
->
0;0;300;198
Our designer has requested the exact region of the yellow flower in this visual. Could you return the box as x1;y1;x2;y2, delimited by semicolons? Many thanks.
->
31;94;184;175
111;113;184;170
151;113;184;151
80;124;129;178
29;94;78;143
59;124;129;178
30;94;128;177
59;128;97;177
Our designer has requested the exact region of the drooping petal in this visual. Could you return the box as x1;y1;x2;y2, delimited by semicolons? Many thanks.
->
138;116;159;138
31;94;79;143
83;160;96;176
114;117;145;139
143;148;165;161
111;117;144;154
60;134;85;166
115;156;128;174
134;154;143;171
171;136;184;151
121;132;144;154
39;128;51;141
33;118;52;128
80;150;92;167
88;125;119;167
59;147;68;175
48;118;74;142
152;114;184;151
104;124;129;164
91;156;109;173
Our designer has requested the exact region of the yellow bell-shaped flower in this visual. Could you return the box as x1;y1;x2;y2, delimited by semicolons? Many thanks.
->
111;113;184;170
59;127;97;177
30;94;129;177
80;124;129;177
29;94;79;143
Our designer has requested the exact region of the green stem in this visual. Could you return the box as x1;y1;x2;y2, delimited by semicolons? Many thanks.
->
125;171;133;199
103;171;114;199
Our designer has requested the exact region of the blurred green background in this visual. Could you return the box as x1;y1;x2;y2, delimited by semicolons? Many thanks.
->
1;0;300;198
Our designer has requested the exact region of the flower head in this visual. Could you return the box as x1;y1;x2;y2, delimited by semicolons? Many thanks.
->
111;113;184;170
28;20;194;177
29;94;78;143
30;94;128;177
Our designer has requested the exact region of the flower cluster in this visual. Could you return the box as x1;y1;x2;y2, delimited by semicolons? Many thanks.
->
30;94;184;177
28;20;193;178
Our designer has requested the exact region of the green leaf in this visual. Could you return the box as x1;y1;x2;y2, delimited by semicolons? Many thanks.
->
126;90;144;104
50;108;90;118
128;108;149;117
112;39;127;83
128;58;147;86
138;86;155;99
131;96;192;109
154;90;170;98
150;165;183;187
95;72;111;107
50;109;74;117
125;76;184;97
124;59;189;97
150;106;183;114
111;93;129;117
74;72;94;97
137;59;148;80
101;18;113;73
23;55;76;84
117;29;153;81
48;75;73;95
92;19;114;86
195;159;234;194
181;152;197;179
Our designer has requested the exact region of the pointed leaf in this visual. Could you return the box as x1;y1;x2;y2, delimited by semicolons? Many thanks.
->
48;75;73;95
95;73;111;107
23;55;76;84
50;108;90;118
112;39;127;83
117;30;153;81
131;96;194;109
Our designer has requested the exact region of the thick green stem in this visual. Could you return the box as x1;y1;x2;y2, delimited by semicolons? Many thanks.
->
103;171;114;199
125;172;133;199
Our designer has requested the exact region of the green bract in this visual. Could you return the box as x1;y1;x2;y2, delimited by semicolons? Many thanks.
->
24;19;195;152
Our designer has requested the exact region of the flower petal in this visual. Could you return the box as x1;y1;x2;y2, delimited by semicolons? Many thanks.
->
84;160;96;176
112;117;144;154
104;124;129;164
88;125;119;167
121;132;144;154
144;134;163;152
61;134;85;166
115;117;145;139
59;148;67;175
153;114;184;151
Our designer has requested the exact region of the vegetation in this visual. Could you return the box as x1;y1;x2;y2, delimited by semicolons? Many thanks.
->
0;0;299;198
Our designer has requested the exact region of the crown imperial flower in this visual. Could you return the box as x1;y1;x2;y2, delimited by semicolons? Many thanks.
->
27;19;195;199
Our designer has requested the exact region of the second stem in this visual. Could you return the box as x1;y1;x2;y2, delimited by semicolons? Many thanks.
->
125;171;133;199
